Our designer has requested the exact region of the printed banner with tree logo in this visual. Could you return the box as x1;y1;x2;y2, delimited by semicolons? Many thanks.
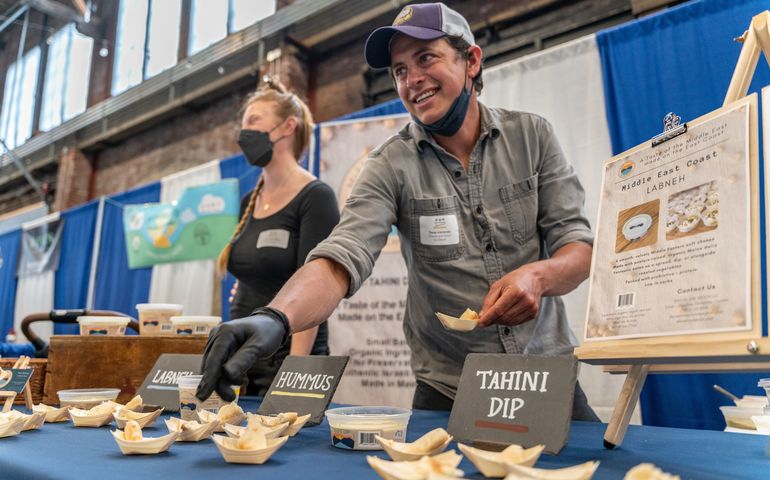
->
123;180;238;268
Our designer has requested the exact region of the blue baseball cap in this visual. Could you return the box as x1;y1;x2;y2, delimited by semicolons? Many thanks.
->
364;3;475;69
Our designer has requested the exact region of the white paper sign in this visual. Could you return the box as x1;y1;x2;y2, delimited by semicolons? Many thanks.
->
317;114;416;408
585;101;752;341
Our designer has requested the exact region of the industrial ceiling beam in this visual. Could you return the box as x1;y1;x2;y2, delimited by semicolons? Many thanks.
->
0;4;29;36
0;138;45;203
21;0;101;38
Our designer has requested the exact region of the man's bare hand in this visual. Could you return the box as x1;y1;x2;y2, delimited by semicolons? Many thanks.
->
478;265;543;327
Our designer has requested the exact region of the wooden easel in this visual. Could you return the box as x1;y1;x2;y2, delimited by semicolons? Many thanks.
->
575;11;770;449
0;356;34;412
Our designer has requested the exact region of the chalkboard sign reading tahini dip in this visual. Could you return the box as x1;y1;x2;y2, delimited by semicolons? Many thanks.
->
449;354;577;454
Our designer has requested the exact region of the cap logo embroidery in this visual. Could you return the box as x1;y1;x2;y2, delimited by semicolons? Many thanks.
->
393;6;413;25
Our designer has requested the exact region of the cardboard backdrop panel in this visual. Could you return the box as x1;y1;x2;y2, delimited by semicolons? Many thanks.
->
319;114;415;408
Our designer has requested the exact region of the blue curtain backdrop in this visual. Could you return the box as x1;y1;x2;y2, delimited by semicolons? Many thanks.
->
597;0;770;429
336;98;407;121
0;229;21;338
92;183;160;321
53;200;100;334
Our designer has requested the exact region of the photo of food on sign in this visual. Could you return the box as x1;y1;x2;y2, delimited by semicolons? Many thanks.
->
665;181;719;240
614;199;659;253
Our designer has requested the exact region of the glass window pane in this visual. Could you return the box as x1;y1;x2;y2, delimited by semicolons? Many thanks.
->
14;46;40;147
189;0;228;55
63;26;93;121
4;62;21;149
40;23;94;131
0;62;18;151
230;0;275;32
40;26;70;132
145;0;182;78
112;0;149;95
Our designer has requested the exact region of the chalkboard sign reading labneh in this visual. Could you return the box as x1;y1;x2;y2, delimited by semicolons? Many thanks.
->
448;354;577;454
258;355;349;426
137;354;201;411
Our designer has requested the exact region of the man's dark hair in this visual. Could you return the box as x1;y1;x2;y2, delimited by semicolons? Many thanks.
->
446;36;483;94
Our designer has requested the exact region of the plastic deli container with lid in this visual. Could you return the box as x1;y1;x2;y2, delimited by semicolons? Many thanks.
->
77;316;129;336
170;316;221;336
177;375;224;421
136;303;183;336
58;388;120;409
325;406;411;450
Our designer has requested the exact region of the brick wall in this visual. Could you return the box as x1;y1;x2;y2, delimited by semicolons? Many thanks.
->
91;39;313;198
54;147;93;211
91;87;249;197
312;40;368;122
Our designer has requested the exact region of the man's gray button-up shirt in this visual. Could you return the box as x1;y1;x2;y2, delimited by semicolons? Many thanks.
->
307;103;593;399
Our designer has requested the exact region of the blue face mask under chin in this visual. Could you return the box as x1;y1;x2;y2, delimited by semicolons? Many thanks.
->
413;84;471;137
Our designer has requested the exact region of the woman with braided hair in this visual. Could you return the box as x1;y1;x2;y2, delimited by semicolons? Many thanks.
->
217;77;339;395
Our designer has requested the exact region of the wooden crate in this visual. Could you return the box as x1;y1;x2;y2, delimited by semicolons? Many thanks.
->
44;335;208;405
0;358;47;405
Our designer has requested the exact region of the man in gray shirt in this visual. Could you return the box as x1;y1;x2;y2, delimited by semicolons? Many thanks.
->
198;2;598;421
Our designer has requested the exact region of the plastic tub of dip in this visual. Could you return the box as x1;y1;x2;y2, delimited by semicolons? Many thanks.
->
719;405;765;430
325;406;411;450
136;303;183;336
170;316;221;336
77;316;129;336
177;375;224;421
58;388;120;409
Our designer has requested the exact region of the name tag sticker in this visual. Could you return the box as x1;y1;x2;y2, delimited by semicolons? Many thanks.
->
419;215;460;246
257;229;290;249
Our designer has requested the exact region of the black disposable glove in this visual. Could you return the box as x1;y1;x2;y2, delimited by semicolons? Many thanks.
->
196;307;290;402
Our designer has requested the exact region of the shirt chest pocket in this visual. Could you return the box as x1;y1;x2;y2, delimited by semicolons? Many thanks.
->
499;174;538;244
409;196;465;262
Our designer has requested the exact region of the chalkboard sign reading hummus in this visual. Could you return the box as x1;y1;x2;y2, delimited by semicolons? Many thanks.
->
258;355;349;425
448;354;577;454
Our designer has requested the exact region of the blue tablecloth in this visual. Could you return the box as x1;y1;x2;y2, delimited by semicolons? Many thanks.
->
0;398;767;479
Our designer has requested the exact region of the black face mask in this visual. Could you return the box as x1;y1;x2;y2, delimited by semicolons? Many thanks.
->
413;85;470;137
238;129;275;167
